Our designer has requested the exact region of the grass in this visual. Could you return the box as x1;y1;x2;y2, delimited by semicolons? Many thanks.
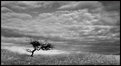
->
1;49;120;65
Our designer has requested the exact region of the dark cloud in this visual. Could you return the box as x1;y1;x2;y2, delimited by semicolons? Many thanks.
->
1;27;25;37
100;1;120;12
2;12;32;21
1;1;56;10
1;7;14;13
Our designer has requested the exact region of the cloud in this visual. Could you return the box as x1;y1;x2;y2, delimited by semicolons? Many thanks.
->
17;1;43;8
1;27;26;38
98;11;120;26
1;1;120;41
2;12;32;20
58;1;103;10
58;2;80;9
37;13;53;20
2;1;56;10
1;1;16;6
35;9;119;41
1;10;33;33
1;4;33;20
1;7;14;13
100;1;120;12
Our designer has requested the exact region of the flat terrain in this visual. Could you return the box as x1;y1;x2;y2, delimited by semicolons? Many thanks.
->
1;41;120;65
1;49;120;65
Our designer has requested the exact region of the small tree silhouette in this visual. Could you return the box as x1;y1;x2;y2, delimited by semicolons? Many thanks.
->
30;40;41;57
27;38;54;57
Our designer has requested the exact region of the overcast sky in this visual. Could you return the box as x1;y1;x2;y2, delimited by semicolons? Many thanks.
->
1;1;120;42
1;1;120;16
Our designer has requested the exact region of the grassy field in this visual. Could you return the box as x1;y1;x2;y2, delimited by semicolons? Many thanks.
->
1;49;120;65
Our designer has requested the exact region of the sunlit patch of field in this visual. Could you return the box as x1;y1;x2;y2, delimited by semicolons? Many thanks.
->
2;45;71;55
1;49;120;65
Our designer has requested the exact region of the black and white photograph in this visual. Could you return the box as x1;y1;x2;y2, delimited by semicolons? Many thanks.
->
1;1;120;65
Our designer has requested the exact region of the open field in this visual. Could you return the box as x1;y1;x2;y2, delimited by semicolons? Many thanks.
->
1;35;120;65
1;37;120;65
1;49;120;65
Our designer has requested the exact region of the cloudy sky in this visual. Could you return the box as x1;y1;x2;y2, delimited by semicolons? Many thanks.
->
1;1;120;43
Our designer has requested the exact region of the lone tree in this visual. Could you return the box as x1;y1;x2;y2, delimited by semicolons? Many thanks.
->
26;38;54;57
30;40;41;57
